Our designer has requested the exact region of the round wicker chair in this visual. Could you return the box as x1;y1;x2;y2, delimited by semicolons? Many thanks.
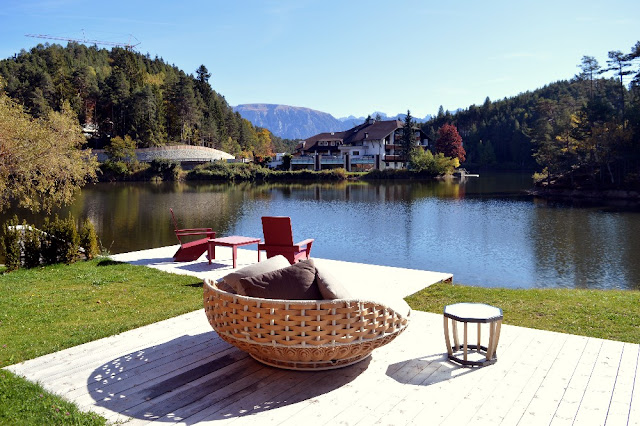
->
203;279;410;371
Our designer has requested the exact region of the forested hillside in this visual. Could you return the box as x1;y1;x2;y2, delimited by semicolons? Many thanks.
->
422;41;640;190
423;77;625;170
0;43;287;157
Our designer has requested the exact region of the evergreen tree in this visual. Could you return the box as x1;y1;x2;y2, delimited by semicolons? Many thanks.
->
578;56;600;100
602;50;633;121
400;110;415;163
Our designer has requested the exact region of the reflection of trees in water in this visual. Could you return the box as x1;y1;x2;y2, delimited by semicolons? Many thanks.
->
530;203;639;289
65;182;249;254
4;176;639;290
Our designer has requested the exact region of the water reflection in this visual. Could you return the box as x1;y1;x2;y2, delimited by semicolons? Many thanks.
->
3;174;639;290
529;200;640;289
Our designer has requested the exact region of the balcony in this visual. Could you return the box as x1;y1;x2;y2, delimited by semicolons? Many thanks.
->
320;156;343;165
351;155;375;165
384;155;404;162
291;156;314;165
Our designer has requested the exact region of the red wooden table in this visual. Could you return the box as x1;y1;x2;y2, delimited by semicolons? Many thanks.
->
208;236;261;269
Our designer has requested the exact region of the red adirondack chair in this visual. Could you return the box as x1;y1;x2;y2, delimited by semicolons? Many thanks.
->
258;216;314;264
170;208;216;262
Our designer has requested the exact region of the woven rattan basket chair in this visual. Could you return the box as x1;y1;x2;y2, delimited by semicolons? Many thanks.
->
203;279;410;371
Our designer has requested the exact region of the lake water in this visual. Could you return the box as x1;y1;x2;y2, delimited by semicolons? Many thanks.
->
5;173;640;290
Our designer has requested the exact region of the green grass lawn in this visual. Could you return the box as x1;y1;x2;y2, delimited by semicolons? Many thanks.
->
0;258;202;425
2;260;640;424
406;281;640;344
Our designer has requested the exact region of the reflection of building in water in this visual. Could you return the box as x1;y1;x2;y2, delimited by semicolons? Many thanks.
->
267;181;467;204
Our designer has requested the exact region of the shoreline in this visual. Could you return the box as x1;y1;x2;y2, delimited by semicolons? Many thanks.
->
529;187;640;201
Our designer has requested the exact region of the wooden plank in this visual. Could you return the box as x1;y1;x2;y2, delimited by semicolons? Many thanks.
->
549;337;605;425
481;329;569;425
628;344;640;426
102;354;263;423
430;325;543;424
503;334;588;424
572;339;625;425
8;310;210;379
606;343;640;425
440;326;566;425
65;334;230;400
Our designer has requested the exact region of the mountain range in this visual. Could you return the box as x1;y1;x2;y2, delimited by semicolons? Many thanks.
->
233;104;431;139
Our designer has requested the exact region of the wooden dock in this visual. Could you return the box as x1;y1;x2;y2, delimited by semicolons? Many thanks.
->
5;247;640;424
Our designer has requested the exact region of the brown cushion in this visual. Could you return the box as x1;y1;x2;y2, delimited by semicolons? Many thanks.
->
238;259;322;300
216;279;237;294
315;265;351;300
222;255;290;295
203;277;236;294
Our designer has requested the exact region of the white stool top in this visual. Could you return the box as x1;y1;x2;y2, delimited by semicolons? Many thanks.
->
444;303;503;323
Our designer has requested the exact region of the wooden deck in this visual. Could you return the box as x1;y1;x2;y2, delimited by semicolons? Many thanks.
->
7;309;640;425
5;247;640;425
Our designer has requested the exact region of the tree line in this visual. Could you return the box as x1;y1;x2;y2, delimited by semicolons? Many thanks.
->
0;42;296;157
422;41;640;190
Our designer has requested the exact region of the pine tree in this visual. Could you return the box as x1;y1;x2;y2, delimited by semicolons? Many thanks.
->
400;110;415;164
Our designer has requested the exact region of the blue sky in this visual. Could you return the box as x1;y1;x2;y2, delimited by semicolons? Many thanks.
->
1;0;639;119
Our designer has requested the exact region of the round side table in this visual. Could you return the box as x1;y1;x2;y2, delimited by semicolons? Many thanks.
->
443;303;503;367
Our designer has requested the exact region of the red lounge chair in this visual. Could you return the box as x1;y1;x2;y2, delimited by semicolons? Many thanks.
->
258;216;314;264
170;208;216;262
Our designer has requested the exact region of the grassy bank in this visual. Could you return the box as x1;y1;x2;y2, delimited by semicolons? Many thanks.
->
406;281;640;344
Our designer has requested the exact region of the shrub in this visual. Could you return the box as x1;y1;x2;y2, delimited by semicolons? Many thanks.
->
79;219;100;260
41;214;79;265
101;160;131;176
149;158;181;181
40;217;57;265
409;149;459;176
1;215;21;271
58;214;80;264
22;221;41;268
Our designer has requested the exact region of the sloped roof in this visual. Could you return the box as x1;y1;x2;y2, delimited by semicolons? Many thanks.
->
344;120;403;144
300;119;405;151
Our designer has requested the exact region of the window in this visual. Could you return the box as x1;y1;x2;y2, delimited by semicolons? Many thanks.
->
353;151;360;155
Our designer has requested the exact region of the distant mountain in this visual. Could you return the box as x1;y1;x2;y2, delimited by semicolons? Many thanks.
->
338;112;433;128
233;104;349;139
233;104;433;140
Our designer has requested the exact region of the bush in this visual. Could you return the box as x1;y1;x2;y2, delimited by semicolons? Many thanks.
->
187;162;348;182
58;214;80;264
79;219;100;260
41;215;79;265
22;221;41;268
409;149;459;176
40;217;57;265
1;216;21;271
101;160;131;176
149;158;181;181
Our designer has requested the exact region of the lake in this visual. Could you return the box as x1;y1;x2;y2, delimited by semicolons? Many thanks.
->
4;173;640;290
